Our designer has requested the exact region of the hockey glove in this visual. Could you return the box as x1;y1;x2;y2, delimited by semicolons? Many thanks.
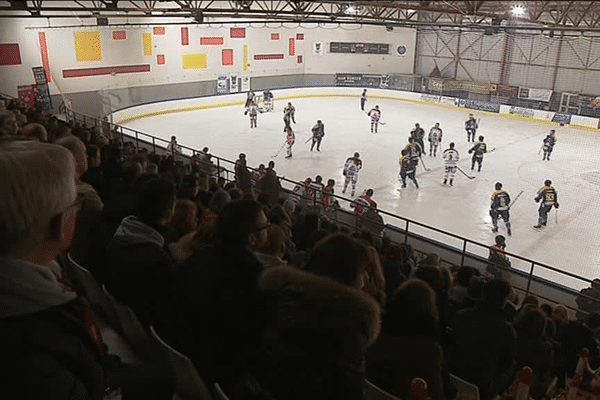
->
555;203;559;208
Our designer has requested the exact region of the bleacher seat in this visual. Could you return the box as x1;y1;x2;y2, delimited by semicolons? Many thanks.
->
102;284;157;359
65;253;120;329
365;379;401;400
149;326;213;400
450;373;480;400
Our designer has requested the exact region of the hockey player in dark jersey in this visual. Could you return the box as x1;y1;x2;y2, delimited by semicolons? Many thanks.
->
534;179;559;228
310;120;325;151
490;182;512;235
399;149;419;188
410;123;426;154
403;137;422;168
465;113;478;142
468;135;487;172
360;89;367;111
542;130;556;160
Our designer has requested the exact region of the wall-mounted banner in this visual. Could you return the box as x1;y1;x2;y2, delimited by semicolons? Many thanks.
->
455;98;501;113
216;75;228;94
551;112;572;125
519;87;553;102
421;93;440;102
509;106;534;117
395;45;407;56
229;74;239;93
241;76;250;92
313;42;324;56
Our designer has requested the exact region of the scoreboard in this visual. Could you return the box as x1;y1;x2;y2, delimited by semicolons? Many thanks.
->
329;42;390;55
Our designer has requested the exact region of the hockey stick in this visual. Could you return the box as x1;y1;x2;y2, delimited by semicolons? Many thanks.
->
456;166;476;179
378;120;386;125
555;207;558;224
305;136;314;144
272;141;287;158
419;156;431;171
508;190;524;209
488;147;496;153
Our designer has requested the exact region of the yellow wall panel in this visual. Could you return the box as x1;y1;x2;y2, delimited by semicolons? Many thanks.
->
182;53;207;69
74;31;102;61
244;44;248;71
143;33;153;56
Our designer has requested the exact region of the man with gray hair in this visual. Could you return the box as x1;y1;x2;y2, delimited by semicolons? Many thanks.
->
0;140;105;397
0;140;174;399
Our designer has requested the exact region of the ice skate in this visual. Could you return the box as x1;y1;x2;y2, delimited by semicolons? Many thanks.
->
491;227;498;233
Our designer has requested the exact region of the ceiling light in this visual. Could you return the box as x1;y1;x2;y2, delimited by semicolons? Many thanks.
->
511;4;525;16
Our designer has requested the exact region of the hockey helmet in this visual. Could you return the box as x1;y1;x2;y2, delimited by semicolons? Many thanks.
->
545;179;552;186
354;152;360;157
495;182;502;190
366;189;374;196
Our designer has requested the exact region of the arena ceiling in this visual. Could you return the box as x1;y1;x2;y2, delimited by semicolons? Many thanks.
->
2;1;600;31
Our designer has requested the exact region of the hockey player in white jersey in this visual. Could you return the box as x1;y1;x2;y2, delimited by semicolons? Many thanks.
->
442;142;460;186
343;152;362;196
368;105;381;133
428;122;443;156
285;126;295;158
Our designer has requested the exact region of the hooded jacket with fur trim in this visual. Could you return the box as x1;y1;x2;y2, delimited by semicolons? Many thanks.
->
255;265;382;400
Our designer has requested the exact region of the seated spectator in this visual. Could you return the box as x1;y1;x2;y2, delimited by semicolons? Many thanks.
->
198;189;230;225
166;199;198;242
555;310;600;378
367;279;445;400
161;200;270;392
20;122;48;141
448;279;517;400
255;224;287;269
0;110;19;136
0;140;173;399
256;233;381;400
55;135;104;265
576;279;600;322
382;244;408;297
513;306;556;398
448;266;480;303
106;178;182;327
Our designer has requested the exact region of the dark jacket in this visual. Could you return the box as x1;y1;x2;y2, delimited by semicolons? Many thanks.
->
160;244;267;388
255;266;381;400
106;215;177;327
0;257;106;399
555;320;600;377
367;312;445;400
448;305;516;400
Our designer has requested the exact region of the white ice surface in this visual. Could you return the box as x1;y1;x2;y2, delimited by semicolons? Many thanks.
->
121;94;600;290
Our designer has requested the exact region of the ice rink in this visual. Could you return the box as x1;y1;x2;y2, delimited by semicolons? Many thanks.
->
120;91;600;289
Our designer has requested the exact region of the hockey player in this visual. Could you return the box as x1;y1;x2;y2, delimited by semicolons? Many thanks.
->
244;90;255;107
368;105;381;133
428;122;443;156
283;106;292;131
534;179;559;228
343;152;362;196
399;149;419;189
542;130;556;160
403;137;422;167
360;89;367;111
285;126;295;158
442;142;459;186
262;90;274;112
490;182;512;235
251;163;266;188
244;101;261;128
310;120;325;151
290;177;311;209
283;102;296;124
468;135;487;172
465;113;478;142
410;123;426;154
